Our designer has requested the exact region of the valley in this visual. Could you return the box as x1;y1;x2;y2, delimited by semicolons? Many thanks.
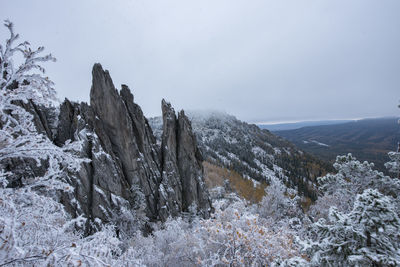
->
272;117;399;174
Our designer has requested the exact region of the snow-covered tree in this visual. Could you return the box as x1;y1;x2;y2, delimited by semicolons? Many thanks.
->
129;217;205;266
199;199;301;266
305;189;400;266
0;188;143;266
258;177;302;224
309;154;400;220
128;197;302;266
385;150;400;176
0;20;99;266
0;20;83;190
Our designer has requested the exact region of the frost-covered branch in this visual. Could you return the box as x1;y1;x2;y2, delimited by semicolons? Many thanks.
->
0;20;85;190
0;21;95;266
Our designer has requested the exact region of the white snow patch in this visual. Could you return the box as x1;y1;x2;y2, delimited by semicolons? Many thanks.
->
94;185;107;199
252;146;267;157
311;140;330;147
274;147;281;155
227;152;240;161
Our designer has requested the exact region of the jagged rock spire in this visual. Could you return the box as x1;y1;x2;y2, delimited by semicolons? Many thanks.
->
55;63;211;230
160;99;212;218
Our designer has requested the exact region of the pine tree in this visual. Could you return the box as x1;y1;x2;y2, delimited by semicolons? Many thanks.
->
306;189;400;266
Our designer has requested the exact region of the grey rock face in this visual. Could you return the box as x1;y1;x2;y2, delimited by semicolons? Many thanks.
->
53;63;212;229
160;102;212;218
177;111;211;216
90;64;163;220
18;99;57;140
2;100;57;188
158;100;183;219
55;99;133;234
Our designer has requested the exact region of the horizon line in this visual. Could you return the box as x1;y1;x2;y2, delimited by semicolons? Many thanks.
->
254;115;397;125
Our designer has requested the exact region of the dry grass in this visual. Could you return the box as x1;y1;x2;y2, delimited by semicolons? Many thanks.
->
203;161;268;203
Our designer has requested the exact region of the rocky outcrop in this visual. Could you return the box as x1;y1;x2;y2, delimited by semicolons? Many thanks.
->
158;100;183;218
177;110;211;215
52;63;211;230
1;99;59;188
89;64;163;220
160;102;212;218
55;100;133;234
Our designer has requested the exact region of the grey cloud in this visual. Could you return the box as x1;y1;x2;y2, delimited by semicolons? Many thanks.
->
2;0;399;123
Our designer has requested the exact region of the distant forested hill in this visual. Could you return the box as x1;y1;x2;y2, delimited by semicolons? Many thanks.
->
274;117;399;174
258;119;353;131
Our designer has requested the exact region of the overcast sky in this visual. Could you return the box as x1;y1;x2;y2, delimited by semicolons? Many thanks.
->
2;0;400;123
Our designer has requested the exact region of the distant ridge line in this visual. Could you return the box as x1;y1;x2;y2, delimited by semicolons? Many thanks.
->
257;116;397;131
